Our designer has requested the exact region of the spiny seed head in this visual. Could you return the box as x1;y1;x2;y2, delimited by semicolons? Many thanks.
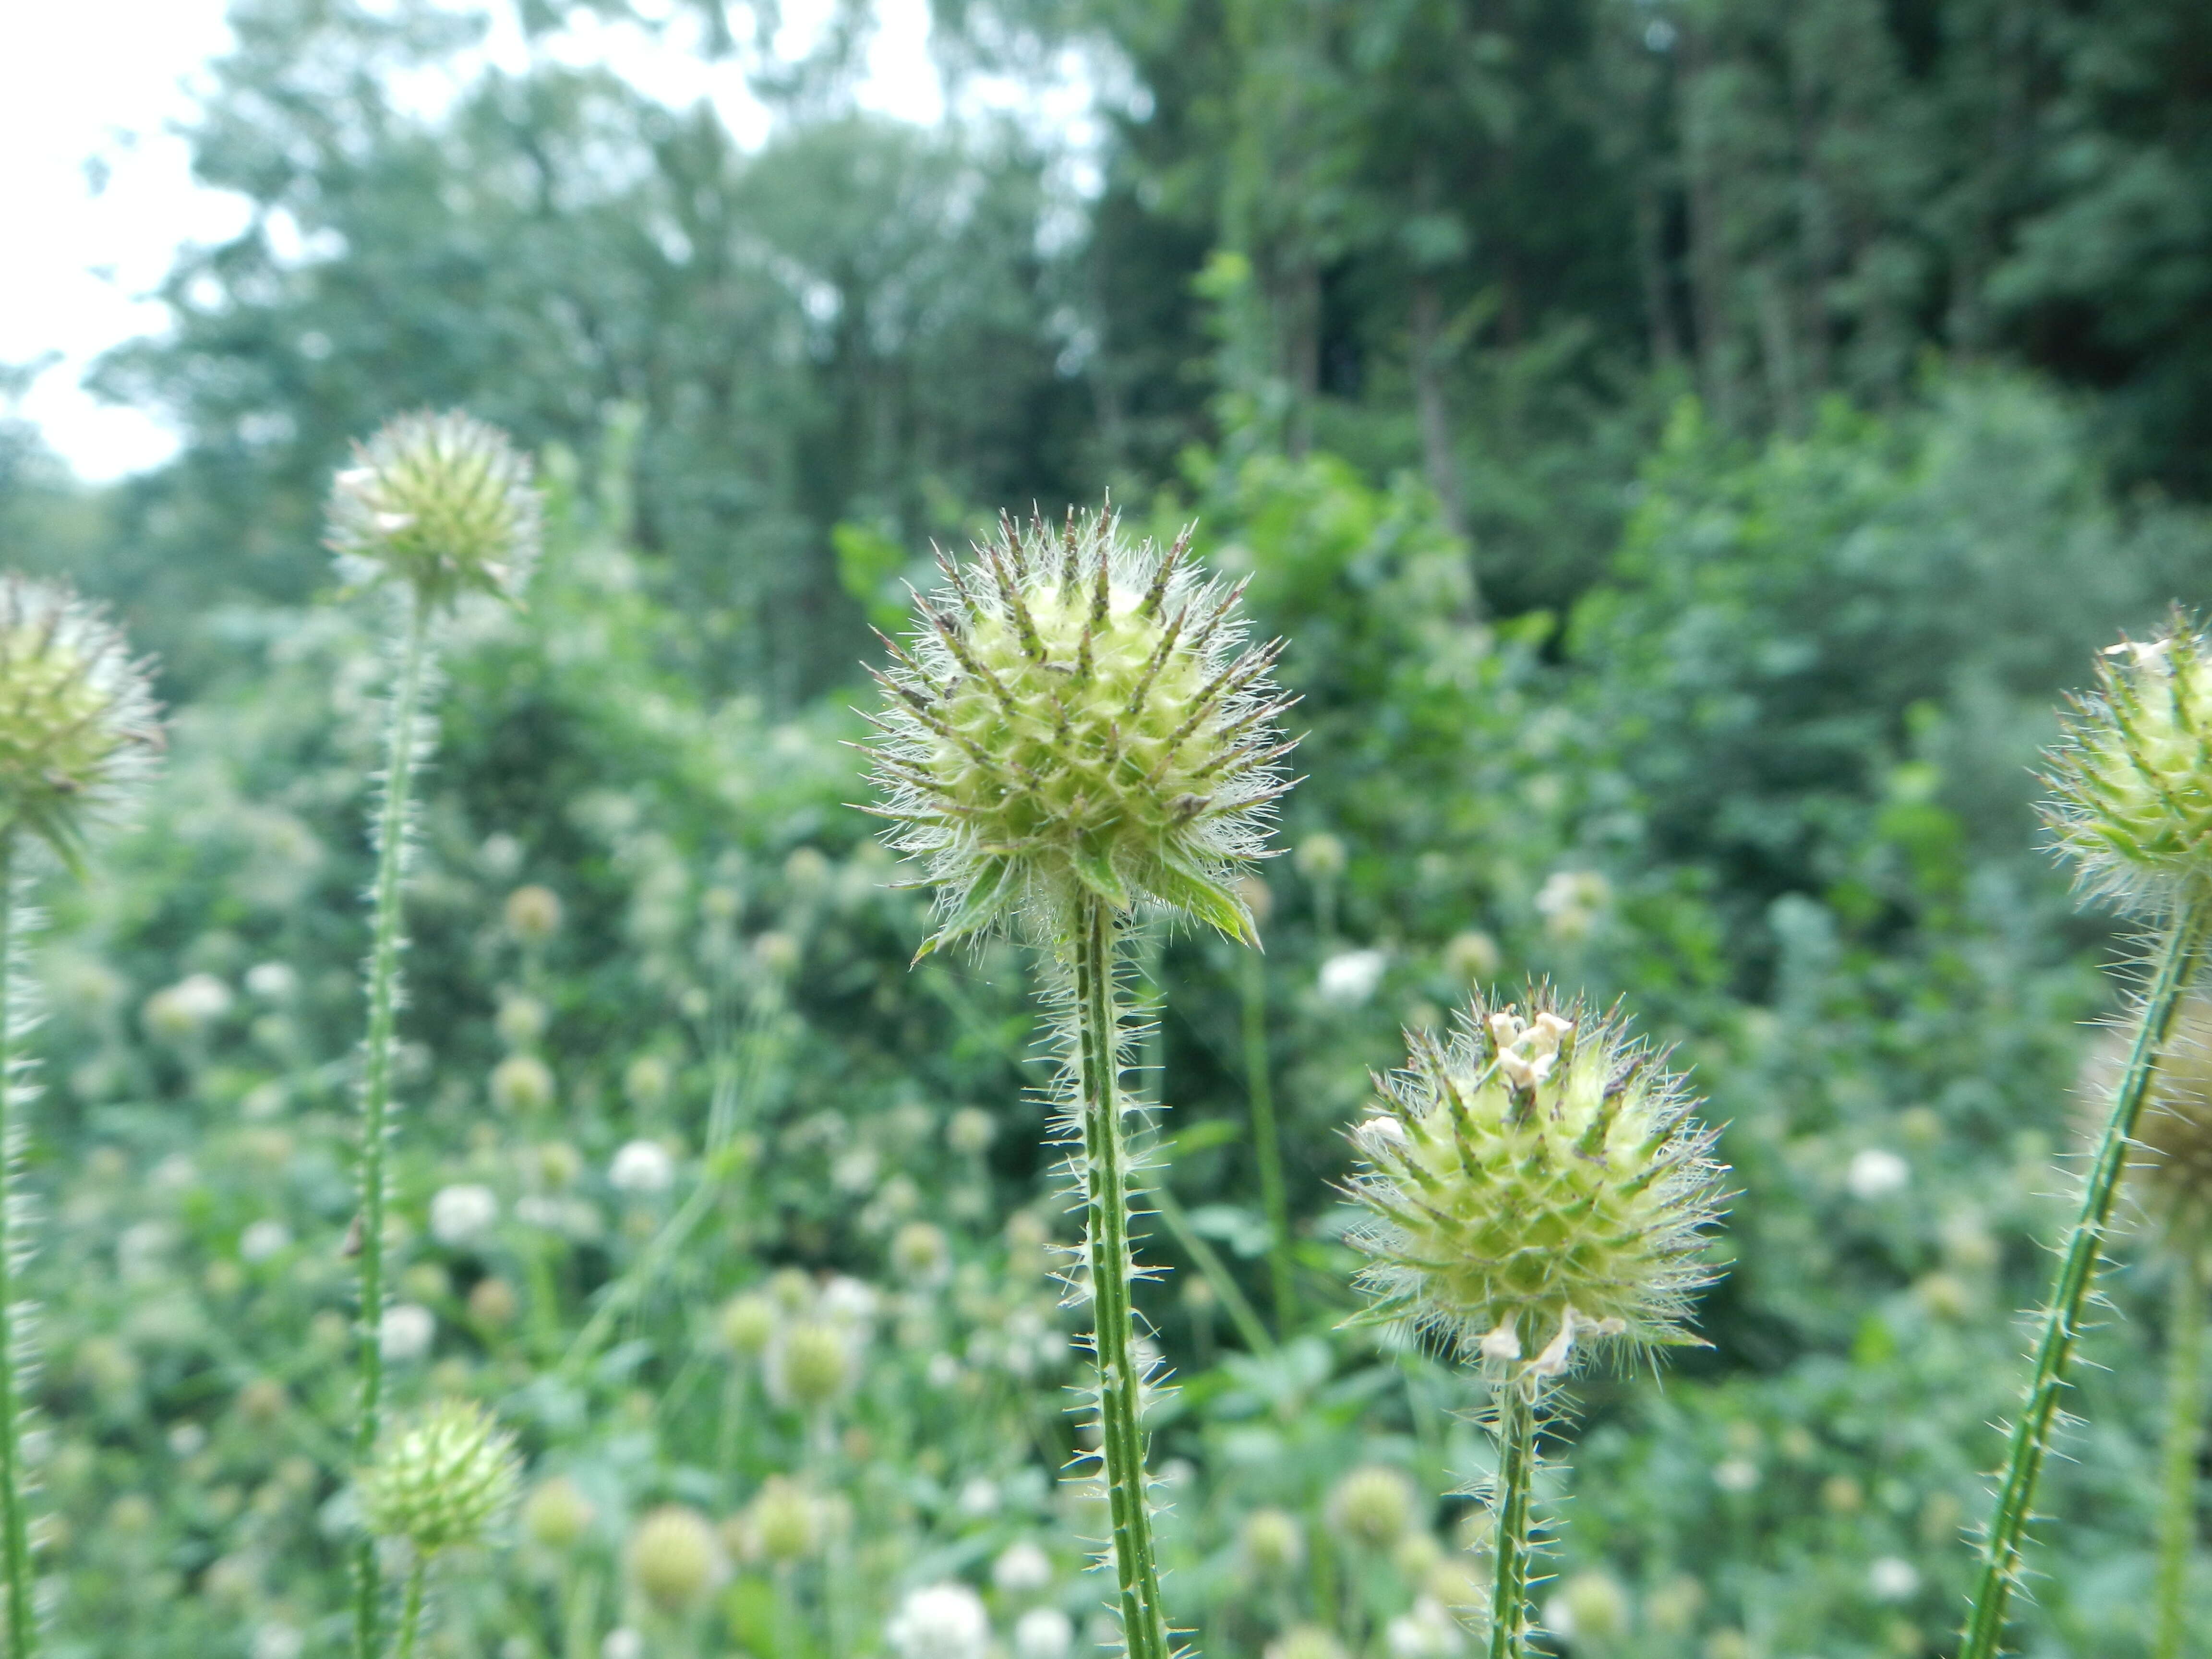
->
520;1476;595;1551
770;1320;853;1409
2044;612;2212;910
747;1475;821;1563
628;1505;723;1612
1327;1464;1417;1551
327;410;541;610
864;507;1295;953
1346;990;1728;1373
359;1400;521;1555
0;577;160;870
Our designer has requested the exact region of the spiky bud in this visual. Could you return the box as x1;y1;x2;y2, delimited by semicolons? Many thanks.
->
627;1505;723;1614
770;1321;852;1409
1327;1464;1417;1551
1239;1507;1304;1577
505;883;563;943
2044;612;2212;909
520;1476;595;1551
359;1400;521;1555
491;1053;555;1115
864;508;1295;951
1346;992;1727;1371
747;1475;820;1563
718;1291;777;1358
327;410;540;610
0;577;160;869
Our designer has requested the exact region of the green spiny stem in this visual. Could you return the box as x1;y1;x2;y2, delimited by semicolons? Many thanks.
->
1241;947;1296;1335
353;597;431;1659
1072;895;1172;1659
0;842;36;1659
2154;1238;2208;1659
1487;1370;1539;1659
1962;894;2212;1659
393;1557;427;1659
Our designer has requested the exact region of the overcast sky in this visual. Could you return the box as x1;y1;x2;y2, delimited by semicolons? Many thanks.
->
0;0;963;484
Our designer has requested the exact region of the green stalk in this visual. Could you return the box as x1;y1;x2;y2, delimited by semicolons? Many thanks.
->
1241;947;1296;1334
1486;1371;1539;1659
393;1557;428;1659
2154;1238;2208;1659
1071;895;1171;1659
0;842;36;1659
1962;894;2212;1659
353;596;432;1659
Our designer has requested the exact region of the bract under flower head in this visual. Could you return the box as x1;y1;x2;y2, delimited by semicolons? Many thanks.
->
327;410;541;610
2044;611;2212;909
0;577;160;870
359;1399;520;1555
864;507;1295;952
1347;991;1727;1372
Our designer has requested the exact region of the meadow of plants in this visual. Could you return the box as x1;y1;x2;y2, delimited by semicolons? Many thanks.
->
11;3;2212;1658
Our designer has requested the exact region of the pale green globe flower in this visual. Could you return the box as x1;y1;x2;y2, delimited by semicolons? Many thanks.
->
0;577;160;870
865;508;1295;952
1348;993;1727;1373
360;1400;520;1556
327;410;540;610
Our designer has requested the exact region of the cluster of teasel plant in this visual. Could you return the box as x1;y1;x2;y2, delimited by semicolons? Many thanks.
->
2086;995;2212;1659
1954;611;2212;1659
863;507;1731;1658
326;410;541;1657
0;579;162;1657
866;506;1296;1659
1345;996;1727;1656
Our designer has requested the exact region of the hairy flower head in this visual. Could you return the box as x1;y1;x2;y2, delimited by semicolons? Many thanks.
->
359;1399;520;1554
2044;612;2212;910
1346;991;1727;1372
328;410;540;610
864;508;1295;952
0;577;160;869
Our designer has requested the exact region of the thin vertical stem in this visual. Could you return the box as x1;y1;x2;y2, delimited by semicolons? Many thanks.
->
1962;894;2212;1659
1487;1371;1539;1659
394;1557;428;1659
0;841;35;1659
354;597;431;1659
1241;947;1295;1334
1072;895;1171;1659
2154;1240;2208;1659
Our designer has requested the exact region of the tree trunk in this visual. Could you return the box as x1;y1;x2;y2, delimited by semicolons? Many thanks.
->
1410;276;1477;615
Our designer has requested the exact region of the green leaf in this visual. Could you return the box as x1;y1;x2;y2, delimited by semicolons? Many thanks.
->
1070;842;1131;908
914;856;1016;961
1146;858;1255;944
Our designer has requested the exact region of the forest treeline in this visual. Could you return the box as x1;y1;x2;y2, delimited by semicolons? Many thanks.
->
8;0;2212;697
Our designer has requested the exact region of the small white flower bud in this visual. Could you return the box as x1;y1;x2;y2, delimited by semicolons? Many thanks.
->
886;1582;990;1659
429;1183;499;1247
378;1304;436;1364
609;1140;675;1195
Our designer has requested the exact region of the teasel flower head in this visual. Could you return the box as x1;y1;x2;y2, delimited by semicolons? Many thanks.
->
1346;990;1727;1373
2081;993;2212;1243
2043;610;2212;911
327;410;541;610
863;507;1296;953
0;577;161;872
360;1399;521;1556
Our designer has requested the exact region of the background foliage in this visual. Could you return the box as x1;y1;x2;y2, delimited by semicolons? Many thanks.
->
9;1;2212;1655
